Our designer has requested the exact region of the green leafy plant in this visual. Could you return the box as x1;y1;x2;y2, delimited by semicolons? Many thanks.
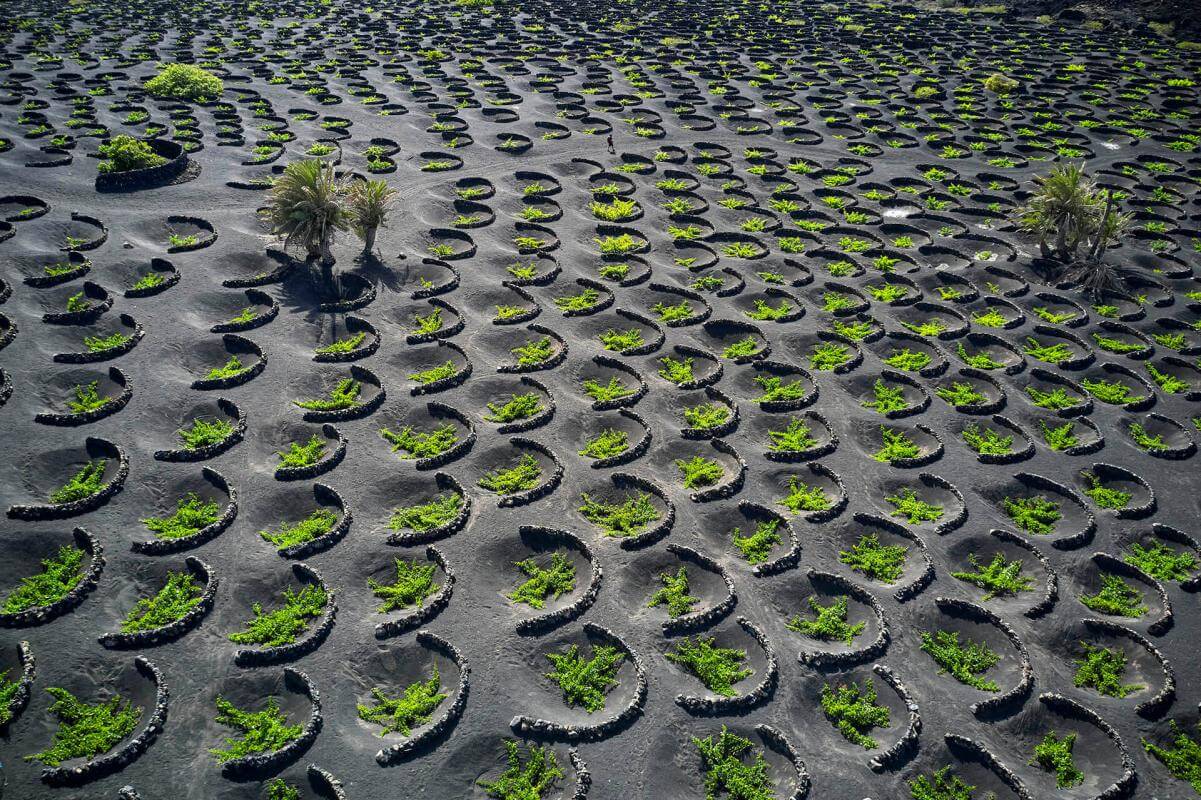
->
369;558;439;612
648;567;697;618
409;361;458;385
579;429;629;460
953;420;1010;454
479;453;543;495
1124;540;1196;582
820;680;890;749
874;427;921;463
722;336;761;359
1080;573;1147;617
380;423;458;460
1073;643;1143;698
920;630;999;691
345;178;396;252
809;342;850;371
599;328;646;353
293;378;362;411
684;402;731;430
1128;422;1167;452
204;356;250;382
96;134;167;173
937;381;986;408
753;375;807;402
120;570;203;633
264;159;347;266
579;492;658;537
2;545;85;614
276;434;326;469
1039;420;1078;451
1080;471;1131;510
510;552;576;609
885;488;943;524
227;584;328;647
840;533;907;583
144;63;223;100
478;741;562;800
1081;377;1143;406
665;636;751;697
658;356;694;384
210;697;301;763
675;456;724;489
777;477;831;514
691;727;776;800
908;765;980;800
732;520;781;564
1143;722;1201;794
1030;732;1084;789
485;393;543;424
952;553;1033;600
885;348;931;372
357;669;447;736
1002;495;1061;535
545;644;623;712
259;509;338;549
389;492;462;532
24;688;141;766
787;595;864;645
1026;386;1080;410
767;418;817;452
65;381;110;414
863;380;909;414
512;337;555;366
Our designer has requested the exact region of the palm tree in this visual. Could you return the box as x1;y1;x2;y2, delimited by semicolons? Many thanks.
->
265;159;347;266
345;178;397;254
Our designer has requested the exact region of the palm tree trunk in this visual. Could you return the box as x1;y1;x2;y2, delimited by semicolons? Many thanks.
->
363;226;377;253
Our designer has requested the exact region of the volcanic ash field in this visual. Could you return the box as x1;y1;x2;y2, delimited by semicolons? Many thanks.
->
2;0;1201;798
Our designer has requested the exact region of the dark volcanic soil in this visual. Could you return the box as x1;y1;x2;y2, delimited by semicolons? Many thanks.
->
1;0;1201;799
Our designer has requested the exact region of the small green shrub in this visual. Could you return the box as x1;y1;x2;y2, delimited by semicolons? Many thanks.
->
885;488;943;524
675;456;724;489
556;288;602;313
840;533;907;583
582;377;632;402
1022;337;1073;364
1039;420;1078;451
579;429;629;460
579;492;658;537
920;630;999;691
658;356;694;384
227;584;327;647
1002;495;1061;535
820;680;890;749
545;644;623;713
885;348;931;372
121;571;202;633
863;380;909;414
1030;732;1083;788
684;402;730;430
1080;471;1131;510
204;356;250;382
961;424;1013;455
1124;540;1196;582
665;636;751;697
276;434;326;469
937;381;986;408
1080;573;1146;617
510;552;575;608
692;727;776;800
178;417;233;449
1143;722;1201;794
874;426;921;463
389;492;462;532
293;378;362;411
485;393;542;423
144;63;223;100
957;342;1004;370
648;567;697;617
777;477;831;514
479;453;543;495
512;337;555;365
259;509;338;550
369;558;439;612
1073;643;1143;698
140;493;220;540
1081;377;1143;406
210;697;301;763
952;553;1033;599
1026;386;1079;410
787;595;864;645
66;381;111;414
599;328;646;352
478;741;562;800
809;342;851;371
753;374;807;402
1128;423;1167;452
409;361;458;385
24;688;141;766
96;135;167;173
357;670;447;736
380;423;458;460
49;460;108;504
722;336;761;359
732;520;781;564
908;765;978;800
767;418;817;452
2;545;86;614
